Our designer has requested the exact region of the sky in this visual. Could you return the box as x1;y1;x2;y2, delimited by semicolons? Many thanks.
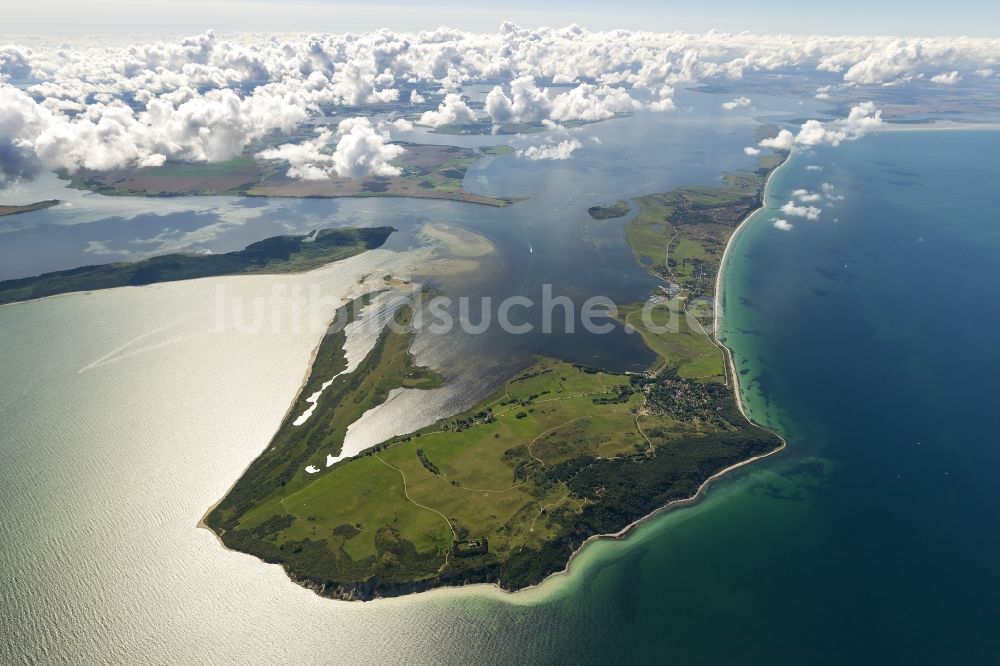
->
3;0;996;182
1;0;998;37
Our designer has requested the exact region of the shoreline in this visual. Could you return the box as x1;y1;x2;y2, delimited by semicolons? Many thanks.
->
199;149;793;605
437;149;793;604
713;150;793;425
195;334;327;535
243;189;519;208
882;121;1000;133
194;267;427;534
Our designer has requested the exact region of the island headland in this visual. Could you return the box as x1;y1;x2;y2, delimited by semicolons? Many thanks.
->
201;150;790;601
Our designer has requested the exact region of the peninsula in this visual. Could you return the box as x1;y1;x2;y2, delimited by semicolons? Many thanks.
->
0;226;394;305
0;200;59;217
202;152;788;600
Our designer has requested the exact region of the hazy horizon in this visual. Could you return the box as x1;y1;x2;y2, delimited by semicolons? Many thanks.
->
3;0;997;37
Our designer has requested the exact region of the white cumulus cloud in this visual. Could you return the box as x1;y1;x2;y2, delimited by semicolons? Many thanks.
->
485;77;643;125
759;102;884;152
2;27;1000;180
722;96;752;110
516;138;582;161
780;201;822;220
792;189;823;202
257;117;404;180
417;93;477;127
930;70;961;84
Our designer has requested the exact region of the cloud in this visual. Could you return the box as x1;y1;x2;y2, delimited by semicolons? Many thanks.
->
780;201;822;220
821;182;845;201
648;87;677;111
792;189;823;202
773;219;794;231
930;70;961;85
484;77;643;125
417;93;477;127
744;146;761;156
10;29;1000;104
722;96;751;110
257;117;404;180
0;81;308;177
759;102;884;152
759;130;796;151
549;83;642;121
485;76;551;123
2;27;999;180
823;38;990;85
516;138;582;161
0;46;34;80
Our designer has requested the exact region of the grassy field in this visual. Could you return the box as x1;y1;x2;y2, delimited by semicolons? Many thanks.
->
208;303;443;535
619;300;725;382
209;319;777;597
613;153;790;383
0;226;394;305
203;150;787;600
65;143;517;207
626;152;787;301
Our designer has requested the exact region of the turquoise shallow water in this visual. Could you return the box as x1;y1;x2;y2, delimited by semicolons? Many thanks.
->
476;129;1000;663
3;124;999;664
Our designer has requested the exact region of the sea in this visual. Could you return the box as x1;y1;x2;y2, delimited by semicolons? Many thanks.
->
2;89;999;663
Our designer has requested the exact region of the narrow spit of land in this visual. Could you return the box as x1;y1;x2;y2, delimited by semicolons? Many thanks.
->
0;199;59;217
0;226;395;305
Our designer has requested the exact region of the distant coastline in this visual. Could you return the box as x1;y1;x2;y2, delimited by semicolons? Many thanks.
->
0;199;59;218
60;144;519;207
0;226;395;306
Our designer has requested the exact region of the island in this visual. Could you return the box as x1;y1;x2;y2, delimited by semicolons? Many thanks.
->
429;114;631;136
62;144;517;207
0;200;59;217
202;151;789;600
0;226;394;305
587;199;630;220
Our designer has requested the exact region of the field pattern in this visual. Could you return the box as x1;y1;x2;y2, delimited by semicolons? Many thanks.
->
64;144;517;206
208;322;777;598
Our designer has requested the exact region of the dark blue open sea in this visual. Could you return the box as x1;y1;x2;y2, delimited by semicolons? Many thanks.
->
476;128;1000;664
